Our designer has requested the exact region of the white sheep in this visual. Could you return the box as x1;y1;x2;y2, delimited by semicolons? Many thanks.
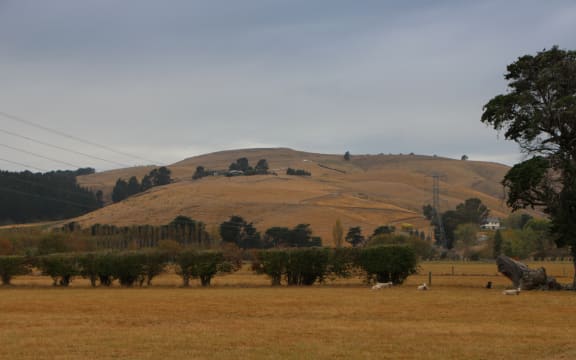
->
502;288;521;295
371;281;393;290
417;283;428;291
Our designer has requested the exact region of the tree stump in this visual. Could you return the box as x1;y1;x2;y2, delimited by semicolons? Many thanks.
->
496;255;563;290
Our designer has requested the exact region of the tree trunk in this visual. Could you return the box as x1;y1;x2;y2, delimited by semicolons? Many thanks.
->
496;255;563;290
572;251;576;289
182;274;190;287
271;274;281;286
573;262;576;289
200;275;211;287
1;274;11;286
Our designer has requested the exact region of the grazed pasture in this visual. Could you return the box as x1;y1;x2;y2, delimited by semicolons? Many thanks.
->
75;148;511;243
1;262;575;359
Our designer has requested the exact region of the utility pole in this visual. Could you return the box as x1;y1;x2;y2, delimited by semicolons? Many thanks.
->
431;174;447;248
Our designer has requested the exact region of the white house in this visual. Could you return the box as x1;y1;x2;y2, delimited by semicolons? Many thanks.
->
481;217;501;230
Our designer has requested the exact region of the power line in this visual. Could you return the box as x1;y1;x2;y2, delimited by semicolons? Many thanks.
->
0;143;84;169
0;157;47;172
0;159;104;207
0;110;158;165
0;128;131;167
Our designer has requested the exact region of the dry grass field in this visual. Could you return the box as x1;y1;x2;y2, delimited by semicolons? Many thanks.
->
74;148;516;245
2;261;575;359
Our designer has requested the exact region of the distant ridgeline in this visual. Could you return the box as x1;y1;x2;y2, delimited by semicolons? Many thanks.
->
0;168;102;225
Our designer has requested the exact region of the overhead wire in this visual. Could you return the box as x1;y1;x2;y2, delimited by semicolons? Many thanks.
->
0;110;159;212
0;157;47;172
0;156;100;209
0;110;159;165
0;143;85;169
0;128;132;168
0;155;102;211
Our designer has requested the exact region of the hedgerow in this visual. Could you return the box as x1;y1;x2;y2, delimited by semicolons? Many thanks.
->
0;255;31;285
1;245;418;287
38;253;79;286
355;245;418;284
254;245;417;286
174;249;233;287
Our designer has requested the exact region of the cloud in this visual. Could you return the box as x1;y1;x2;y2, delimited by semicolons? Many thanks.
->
1;1;575;171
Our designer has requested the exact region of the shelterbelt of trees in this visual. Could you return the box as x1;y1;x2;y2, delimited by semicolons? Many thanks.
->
0;165;176;225
0;168;101;225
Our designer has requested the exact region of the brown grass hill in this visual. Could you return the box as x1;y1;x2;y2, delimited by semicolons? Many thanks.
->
75;148;511;246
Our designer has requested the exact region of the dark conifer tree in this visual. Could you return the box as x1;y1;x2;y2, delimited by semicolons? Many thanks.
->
112;179;129;203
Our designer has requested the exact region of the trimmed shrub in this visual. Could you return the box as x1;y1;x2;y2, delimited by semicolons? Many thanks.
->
38;254;80;286
174;250;230;287
253;249;289;286
356;245;418;284
140;250;169;286
78;252;101;287
0;255;31;285
110;252;146;287
193;251;225;286
254;248;331;286
221;243;243;271
175;250;196;287
285;248;330;286
77;252;115;287
328;247;359;279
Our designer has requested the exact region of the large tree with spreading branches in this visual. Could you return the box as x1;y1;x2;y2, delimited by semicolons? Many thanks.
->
481;46;576;286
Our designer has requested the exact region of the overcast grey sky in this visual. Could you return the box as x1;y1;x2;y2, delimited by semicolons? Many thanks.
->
1;0;575;172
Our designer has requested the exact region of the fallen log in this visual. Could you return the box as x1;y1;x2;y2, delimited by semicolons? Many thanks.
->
496;255;563;290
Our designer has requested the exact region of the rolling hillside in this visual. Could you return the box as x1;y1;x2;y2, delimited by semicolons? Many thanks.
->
75;148;512;245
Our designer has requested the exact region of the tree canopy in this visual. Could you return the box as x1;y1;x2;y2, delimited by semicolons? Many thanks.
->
219;215;262;249
0;169;101;224
481;46;576;157
455;198;489;225
345;226;364;247
255;159;269;174
112;167;173;203
227;158;269;175
441;198;489;249
424;198;489;249
192;166;207;180
371;225;396;238
263;225;321;248
481;46;576;284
